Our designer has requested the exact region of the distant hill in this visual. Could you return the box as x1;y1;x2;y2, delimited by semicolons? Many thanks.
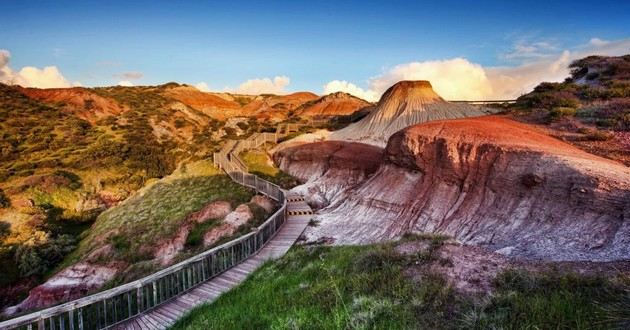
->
515;54;630;130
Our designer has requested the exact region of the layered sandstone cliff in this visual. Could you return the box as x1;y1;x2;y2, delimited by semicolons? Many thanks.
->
278;116;630;261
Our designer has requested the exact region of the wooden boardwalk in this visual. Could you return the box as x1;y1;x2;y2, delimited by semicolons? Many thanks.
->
111;193;312;330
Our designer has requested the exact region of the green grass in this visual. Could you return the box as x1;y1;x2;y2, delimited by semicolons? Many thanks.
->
171;243;460;330
171;239;630;330
69;162;256;265
239;150;299;189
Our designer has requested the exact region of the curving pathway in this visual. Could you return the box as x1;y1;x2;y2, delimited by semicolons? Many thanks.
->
112;193;311;329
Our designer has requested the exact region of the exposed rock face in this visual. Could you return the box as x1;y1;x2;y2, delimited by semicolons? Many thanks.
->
4;263;118;315
203;204;254;246
155;201;233;265
331;81;493;147
250;195;276;213
274;141;383;209
224;204;253;227
283;116;630;261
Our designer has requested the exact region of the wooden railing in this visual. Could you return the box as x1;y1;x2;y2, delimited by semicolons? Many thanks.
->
0;134;289;330
449;99;517;105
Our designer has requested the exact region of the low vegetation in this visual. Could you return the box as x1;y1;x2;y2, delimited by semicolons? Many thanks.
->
514;55;630;130
172;237;630;330
239;149;300;189
71;161;254;265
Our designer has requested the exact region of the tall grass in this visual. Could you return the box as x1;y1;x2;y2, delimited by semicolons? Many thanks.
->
171;239;630;330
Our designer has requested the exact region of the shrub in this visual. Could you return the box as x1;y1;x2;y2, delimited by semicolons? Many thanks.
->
548;107;577;121
185;221;219;248
0;188;9;208
15;234;77;277
0;221;10;241
53;170;82;190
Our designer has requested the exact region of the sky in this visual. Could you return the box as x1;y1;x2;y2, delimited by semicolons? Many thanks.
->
0;0;629;100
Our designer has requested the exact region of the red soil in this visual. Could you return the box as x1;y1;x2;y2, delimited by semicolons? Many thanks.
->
19;87;127;123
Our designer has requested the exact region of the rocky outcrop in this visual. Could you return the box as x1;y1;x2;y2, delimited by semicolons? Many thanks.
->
275;141;383;209
282;116;630;261
4;263;118;315
155;201;233;265
203;204;254;246
330;80;494;147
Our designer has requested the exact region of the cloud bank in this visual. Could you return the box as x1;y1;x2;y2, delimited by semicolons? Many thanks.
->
0;49;79;88
196;75;291;95
324;37;630;102
230;76;290;94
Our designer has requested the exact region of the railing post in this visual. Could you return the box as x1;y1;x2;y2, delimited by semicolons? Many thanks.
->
153;281;158;306
68;309;74;330
136;286;143;313
77;308;83;330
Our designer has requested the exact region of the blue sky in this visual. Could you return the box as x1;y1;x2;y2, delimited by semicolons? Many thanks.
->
0;0;628;99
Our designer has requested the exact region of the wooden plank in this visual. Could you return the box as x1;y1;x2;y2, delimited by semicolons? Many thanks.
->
147;311;173;327
153;307;179;322
140;314;163;330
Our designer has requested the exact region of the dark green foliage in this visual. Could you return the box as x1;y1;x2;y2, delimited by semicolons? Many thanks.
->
185;221;219;248
0;188;9;208
0;245;20;288
14;235;76;277
0;221;10;241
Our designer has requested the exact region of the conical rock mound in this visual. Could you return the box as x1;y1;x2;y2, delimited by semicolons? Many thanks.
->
331;80;493;146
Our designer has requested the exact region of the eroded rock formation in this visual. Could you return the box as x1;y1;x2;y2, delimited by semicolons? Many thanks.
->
330;80;494;147
278;116;630;261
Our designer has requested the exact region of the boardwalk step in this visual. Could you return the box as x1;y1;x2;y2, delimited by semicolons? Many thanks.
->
288;210;313;216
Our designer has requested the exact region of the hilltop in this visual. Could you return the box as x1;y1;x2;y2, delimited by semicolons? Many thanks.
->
511;54;630;164
330;80;494;146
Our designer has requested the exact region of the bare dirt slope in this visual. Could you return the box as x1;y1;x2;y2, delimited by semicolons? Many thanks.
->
295;92;371;117
330;81;493;146
277;116;630;261
19;87;128;123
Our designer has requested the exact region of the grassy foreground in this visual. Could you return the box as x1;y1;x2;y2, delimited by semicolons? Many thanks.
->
170;240;629;330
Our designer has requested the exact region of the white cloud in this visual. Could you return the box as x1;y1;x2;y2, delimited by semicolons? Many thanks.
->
117;80;134;86
323;80;379;102
0;49;78;88
227;76;290;95
369;58;493;101
323;37;630;101
114;71;143;80
501;40;559;61
194;82;210;92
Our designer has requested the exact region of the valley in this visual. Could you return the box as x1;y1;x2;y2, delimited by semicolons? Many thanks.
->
0;54;628;329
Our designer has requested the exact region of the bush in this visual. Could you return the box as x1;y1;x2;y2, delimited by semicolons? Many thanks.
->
15;234;77;277
0;221;10;241
0;188;9;208
53;170;82;190
548;107;577;121
185;221;219;248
